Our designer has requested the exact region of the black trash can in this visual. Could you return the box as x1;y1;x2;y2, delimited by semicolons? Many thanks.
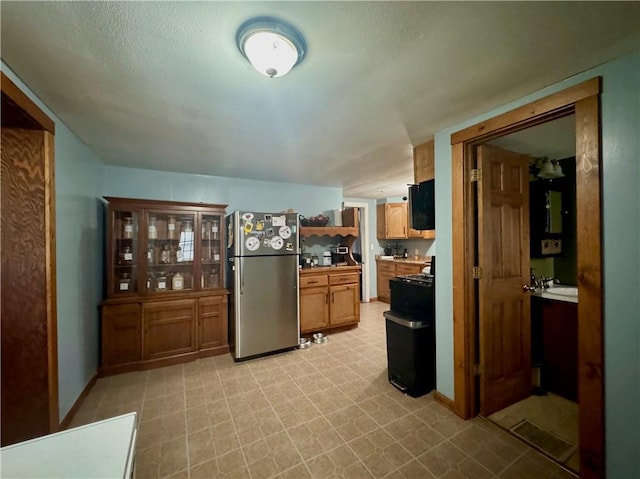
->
384;311;435;398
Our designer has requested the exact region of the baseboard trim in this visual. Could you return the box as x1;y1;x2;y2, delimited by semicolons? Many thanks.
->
434;390;460;416
59;373;98;430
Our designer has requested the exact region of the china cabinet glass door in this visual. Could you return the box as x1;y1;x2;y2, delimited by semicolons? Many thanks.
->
112;210;139;296
200;213;223;289
145;211;196;293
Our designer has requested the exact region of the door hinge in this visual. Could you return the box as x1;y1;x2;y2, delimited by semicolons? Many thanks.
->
473;266;482;279
470;168;482;182
473;364;483;376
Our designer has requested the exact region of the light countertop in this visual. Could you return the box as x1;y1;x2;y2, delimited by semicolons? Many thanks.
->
0;412;137;478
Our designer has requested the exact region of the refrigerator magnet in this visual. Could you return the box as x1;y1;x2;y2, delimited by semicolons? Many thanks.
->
271;236;284;250
279;225;292;239
265;227;274;237
272;215;286;227
243;222;253;234
242;212;254;221
264;214;272;222
263;238;272;248
256;220;264;231
245;236;260;251
286;243;293;251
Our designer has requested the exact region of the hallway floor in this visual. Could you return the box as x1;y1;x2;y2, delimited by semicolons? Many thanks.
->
488;393;579;473
69;302;575;478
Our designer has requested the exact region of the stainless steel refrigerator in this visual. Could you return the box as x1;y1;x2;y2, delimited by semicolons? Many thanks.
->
226;211;300;360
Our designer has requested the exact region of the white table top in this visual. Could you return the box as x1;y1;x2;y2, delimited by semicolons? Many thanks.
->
0;412;137;479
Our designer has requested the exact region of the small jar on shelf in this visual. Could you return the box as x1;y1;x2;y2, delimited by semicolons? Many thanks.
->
155;273;168;291
122;216;134;239
146;243;154;265
211;219;220;240
160;244;172;264
167;215;177;240
119;245;134;265
172;271;185;290
118;273;131;292
146;273;154;292
148;215;158;240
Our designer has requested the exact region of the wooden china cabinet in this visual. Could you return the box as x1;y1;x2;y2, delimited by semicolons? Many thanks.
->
100;197;229;375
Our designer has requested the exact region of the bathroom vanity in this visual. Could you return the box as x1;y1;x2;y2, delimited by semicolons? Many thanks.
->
532;285;578;401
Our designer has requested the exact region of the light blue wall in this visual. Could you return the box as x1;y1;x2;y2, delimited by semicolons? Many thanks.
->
1;61;105;420
433;50;640;477
104;166;343;217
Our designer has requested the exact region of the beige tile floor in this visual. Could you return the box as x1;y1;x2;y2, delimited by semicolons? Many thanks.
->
69;302;576;479
488;393;579;472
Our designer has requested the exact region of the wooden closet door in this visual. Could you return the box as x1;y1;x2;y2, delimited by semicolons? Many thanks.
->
1;127;58;445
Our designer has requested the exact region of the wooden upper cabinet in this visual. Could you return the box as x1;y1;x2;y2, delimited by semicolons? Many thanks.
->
413;139;435;183
377;203;407;239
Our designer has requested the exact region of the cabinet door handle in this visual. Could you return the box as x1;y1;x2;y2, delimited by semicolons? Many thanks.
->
308;280;318;284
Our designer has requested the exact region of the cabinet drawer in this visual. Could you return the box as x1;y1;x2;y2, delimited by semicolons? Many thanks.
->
395;263;423;276
300;275;328;288
329;273;359;285
377;261;395;274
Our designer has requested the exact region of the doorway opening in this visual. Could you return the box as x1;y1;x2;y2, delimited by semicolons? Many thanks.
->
450;77;603;477
481;115;579;472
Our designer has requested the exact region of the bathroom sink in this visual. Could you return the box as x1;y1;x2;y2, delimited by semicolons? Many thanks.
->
546;286;578;297
532;285;578;303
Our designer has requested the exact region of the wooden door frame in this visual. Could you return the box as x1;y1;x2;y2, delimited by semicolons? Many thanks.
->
450;77;603;478
343;201;370;302
1;71;58;431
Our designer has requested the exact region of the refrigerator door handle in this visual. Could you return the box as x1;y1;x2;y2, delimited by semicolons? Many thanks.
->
239;258;244;295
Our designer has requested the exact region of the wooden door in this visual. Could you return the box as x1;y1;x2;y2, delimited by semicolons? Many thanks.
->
143;299;197;360
300;286;329;332
101;303;142;367
385;203;407;238
330;284;359;326
477;144;531;416
376;261;394;303
1;127;58;445
198;295;227;350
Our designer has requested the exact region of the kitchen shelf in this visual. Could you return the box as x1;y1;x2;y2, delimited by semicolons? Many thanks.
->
299;226;358;237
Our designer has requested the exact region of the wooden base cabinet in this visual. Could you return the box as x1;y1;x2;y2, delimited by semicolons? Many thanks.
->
100;293;228;375
101;303;142;369
300;286;330;332
198;295;228;351
143;299;197;361
330;283;359;326
300;267;360;334
376;260;395;303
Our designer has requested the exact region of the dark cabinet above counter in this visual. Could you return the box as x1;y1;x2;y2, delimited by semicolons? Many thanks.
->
530;176;573;257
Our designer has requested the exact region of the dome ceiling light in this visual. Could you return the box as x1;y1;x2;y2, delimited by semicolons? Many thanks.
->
236;17;306;78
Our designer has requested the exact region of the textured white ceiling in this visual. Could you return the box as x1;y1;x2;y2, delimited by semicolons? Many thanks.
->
1;2;638;198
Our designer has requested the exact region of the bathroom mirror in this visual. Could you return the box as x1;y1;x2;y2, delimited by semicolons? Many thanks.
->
545;190;562;234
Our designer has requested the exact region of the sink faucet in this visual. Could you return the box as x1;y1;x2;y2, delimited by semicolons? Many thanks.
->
536;276;559;290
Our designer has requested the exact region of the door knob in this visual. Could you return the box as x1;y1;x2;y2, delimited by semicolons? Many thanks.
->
523;284;536;292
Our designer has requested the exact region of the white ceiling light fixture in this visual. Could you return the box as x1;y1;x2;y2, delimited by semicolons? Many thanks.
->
236;17;306;78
